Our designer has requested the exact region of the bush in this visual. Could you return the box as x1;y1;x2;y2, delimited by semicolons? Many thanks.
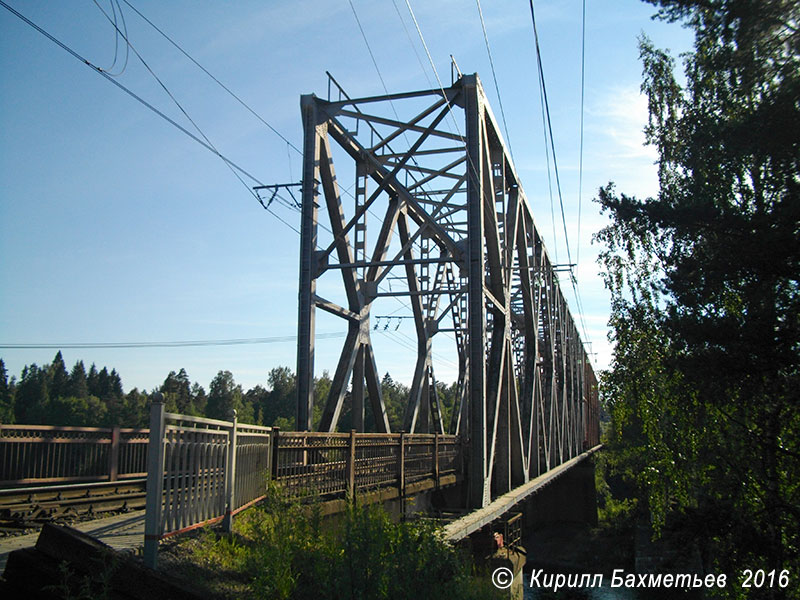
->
193;488;503;600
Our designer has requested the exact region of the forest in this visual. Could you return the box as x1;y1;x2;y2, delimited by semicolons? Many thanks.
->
595;1;798;598
0;352;460;433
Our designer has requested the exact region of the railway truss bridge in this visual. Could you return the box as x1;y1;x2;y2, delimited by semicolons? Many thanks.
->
293;72;600;508
0;73;600;572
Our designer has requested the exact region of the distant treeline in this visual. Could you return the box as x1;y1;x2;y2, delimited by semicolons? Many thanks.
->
0;352;459;432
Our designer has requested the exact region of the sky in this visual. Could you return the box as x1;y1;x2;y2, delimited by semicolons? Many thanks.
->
0;0;694;394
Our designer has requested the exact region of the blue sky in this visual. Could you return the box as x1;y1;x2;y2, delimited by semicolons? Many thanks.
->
0;1;693;393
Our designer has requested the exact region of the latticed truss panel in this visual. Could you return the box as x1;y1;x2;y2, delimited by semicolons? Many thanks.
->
295;74;598;508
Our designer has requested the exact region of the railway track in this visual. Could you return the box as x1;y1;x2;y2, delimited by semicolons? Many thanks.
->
0;479;146;533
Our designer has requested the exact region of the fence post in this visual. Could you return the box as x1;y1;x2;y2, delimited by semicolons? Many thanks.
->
108;425;120;482
143;396;166;569
398;432;405;498
223;410;238;533
346;430;356;500
270;427;280;480
434;432;439;486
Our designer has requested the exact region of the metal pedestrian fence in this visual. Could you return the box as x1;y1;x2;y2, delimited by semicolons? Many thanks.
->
0;424;148;486
143;400;272;568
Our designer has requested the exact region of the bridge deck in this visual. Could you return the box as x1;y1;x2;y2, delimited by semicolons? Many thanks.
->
443;445;602;542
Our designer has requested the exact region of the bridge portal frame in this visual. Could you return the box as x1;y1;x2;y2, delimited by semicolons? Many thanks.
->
296;73;598;508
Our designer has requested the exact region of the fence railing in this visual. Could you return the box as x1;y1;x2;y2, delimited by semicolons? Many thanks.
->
0;424;148;486
143;402;273;568
144;402;463;568
275;431;461;499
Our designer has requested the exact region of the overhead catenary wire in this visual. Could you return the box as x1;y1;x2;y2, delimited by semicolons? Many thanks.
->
526;0;593;352
119;0;302;155
0;1;264;189
576;0;586;268
527;0;573;269
92;0;129;76
390;0;434;88
474;0;514;160
403;0;593;356
0;333;346;350
92;1;262;205
0;1;306;239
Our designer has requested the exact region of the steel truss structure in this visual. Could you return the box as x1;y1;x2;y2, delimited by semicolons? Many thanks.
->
296;73;598;507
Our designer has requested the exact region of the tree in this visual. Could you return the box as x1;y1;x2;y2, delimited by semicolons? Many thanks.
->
14;364;49;424
86;364;98;394
263;367;296;427
67;360;89;399
161;369;194;414
380;373;410;432
596;0;799;594
190;382;207;416
48;351;69;400
206;370;254;423
116;388;150;428
0;359;14;423
245;384;269;425
48;395;108;427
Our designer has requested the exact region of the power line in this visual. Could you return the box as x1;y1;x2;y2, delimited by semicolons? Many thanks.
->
390;0;434;88
0;1;264;188
0;333;347;350
474;0;514;159
1;1;305;239
119;0;302;155
527;0;573;269
576;0;586;267
92;0;263;210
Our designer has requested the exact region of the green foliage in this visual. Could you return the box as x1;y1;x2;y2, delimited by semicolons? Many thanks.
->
207;370;254;423
0;359;14;424
381;372;410;431
192;491;502;600
0;354;458;437
596;0;799;595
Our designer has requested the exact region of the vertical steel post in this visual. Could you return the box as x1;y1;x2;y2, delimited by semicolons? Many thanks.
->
464;74;488;508
398;432;406;497
434;432;440;486
346;429;356;499
223;410;237;533
270;427;280;481
297;94;320;431
143;397;166;569
108;425;120;482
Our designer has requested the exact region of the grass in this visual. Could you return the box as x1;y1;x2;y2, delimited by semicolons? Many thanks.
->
159;487;505;600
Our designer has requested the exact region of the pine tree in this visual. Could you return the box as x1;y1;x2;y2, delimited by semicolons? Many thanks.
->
15;364;49;424
48;351;69;400
0;359;14;423
68;360;89;399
